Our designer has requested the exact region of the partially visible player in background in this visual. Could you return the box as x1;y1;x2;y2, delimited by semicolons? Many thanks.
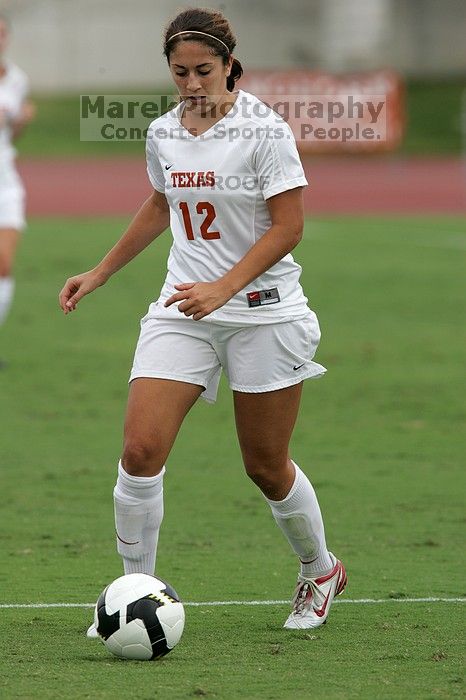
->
0;13;35;362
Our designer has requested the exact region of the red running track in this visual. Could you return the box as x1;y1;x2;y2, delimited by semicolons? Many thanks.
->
17;156;466;216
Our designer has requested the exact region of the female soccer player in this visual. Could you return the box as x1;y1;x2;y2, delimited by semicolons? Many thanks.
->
0;14;35;355
59;8;346;632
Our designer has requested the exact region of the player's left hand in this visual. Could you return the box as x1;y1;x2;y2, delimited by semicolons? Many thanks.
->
164;281;232;321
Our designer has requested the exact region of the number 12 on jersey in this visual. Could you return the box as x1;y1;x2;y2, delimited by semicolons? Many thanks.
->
179;202;221;241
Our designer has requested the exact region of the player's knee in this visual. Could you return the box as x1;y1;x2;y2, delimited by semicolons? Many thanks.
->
121;441;164;477
243;453;284;491
0;258;12;277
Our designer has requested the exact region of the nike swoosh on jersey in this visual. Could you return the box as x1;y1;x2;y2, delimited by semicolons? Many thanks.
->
165;163;174;170
293;363;305;371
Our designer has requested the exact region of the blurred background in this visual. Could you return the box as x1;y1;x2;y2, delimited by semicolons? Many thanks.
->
1;0;465;215
3;0;466;88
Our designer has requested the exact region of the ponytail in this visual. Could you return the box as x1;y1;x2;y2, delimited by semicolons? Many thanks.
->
227;57;243;92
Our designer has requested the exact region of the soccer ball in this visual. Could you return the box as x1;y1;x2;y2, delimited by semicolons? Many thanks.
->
94;573;185;660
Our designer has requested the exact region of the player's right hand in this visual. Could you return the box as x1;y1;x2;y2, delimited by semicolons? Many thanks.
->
58;269;107;314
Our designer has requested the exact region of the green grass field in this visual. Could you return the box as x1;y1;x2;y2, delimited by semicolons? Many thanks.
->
0;215;465;699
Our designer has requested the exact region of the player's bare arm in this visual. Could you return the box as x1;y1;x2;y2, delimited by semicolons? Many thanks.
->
59;189;169;314
164;186;304;320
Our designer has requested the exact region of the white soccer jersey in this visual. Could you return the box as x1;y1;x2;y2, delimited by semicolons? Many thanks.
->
146;89;309;324
0;61;29;163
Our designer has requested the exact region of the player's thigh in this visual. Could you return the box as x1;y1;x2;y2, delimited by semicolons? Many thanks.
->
124;377;203;464
233;382;303;464
0;228;20;275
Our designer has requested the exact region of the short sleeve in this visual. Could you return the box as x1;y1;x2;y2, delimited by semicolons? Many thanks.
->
253;120;308;200
145;129;165;193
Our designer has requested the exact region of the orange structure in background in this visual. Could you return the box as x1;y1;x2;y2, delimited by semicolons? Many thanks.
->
239;69;405;154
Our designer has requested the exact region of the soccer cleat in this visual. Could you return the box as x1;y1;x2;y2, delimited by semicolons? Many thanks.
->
284;553;347;629
86;623;99;639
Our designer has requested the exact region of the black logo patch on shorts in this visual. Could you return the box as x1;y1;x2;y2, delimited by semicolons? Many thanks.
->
247;288;281;308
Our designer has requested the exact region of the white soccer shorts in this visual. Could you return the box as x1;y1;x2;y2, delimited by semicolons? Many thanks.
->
0;163;26;230
130;304;326;403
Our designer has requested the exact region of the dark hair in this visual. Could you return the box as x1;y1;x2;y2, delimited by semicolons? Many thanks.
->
163;7;243;92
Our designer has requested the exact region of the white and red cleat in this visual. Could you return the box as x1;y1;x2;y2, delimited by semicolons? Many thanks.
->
284;553;347;629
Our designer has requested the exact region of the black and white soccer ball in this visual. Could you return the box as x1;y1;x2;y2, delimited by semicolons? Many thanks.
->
94;573;185;660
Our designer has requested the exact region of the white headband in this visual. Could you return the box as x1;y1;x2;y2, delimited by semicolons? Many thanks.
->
167;30;230;54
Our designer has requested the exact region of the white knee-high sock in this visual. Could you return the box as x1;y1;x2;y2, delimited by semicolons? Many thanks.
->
113;460;165;575
0;277;15;326
265;461;333;577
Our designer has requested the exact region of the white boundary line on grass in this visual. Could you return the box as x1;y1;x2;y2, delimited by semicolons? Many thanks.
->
0;597;464;610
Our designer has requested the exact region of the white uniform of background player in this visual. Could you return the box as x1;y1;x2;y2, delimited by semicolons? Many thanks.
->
0;14;34;343
0;61;27;225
